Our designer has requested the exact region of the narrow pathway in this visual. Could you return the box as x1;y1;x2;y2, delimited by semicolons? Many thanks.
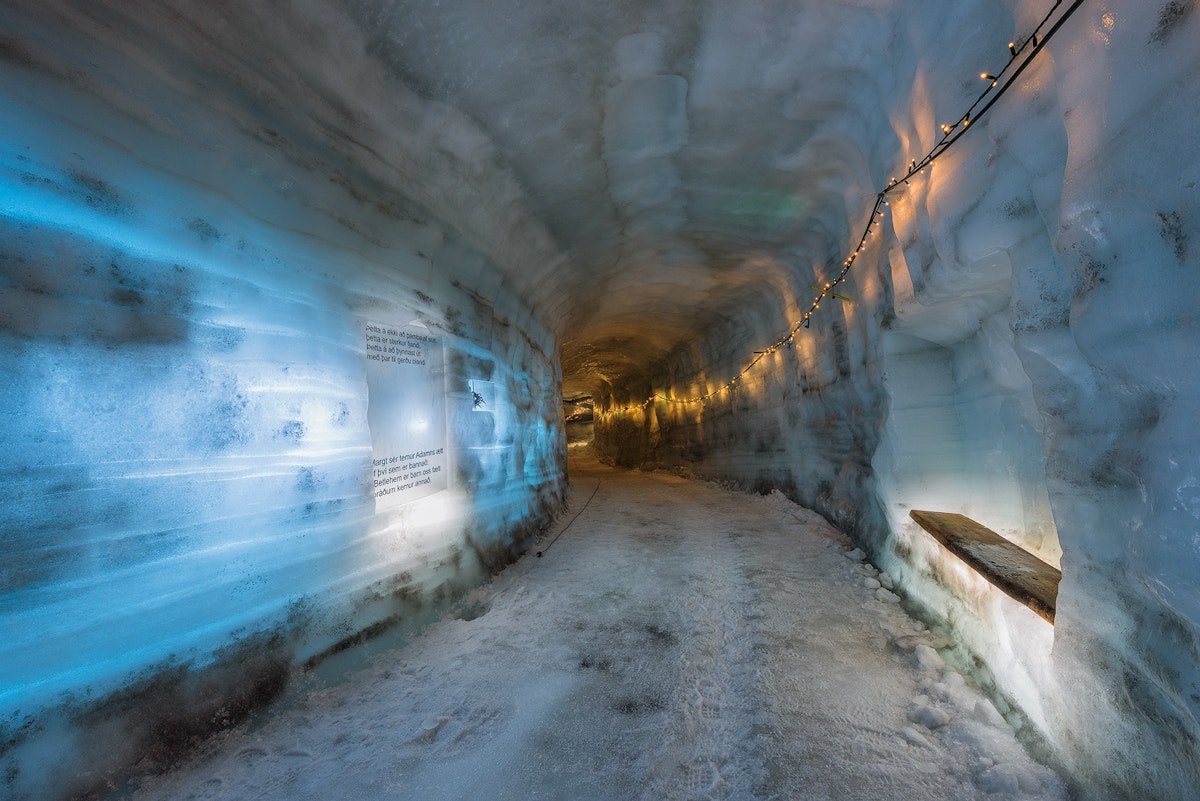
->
123;453;1067;800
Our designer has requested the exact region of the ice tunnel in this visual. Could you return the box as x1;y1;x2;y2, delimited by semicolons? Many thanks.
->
1;0;1198;798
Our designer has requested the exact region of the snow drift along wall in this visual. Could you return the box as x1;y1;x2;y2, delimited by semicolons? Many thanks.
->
0;3;565;799
594;2;1200;799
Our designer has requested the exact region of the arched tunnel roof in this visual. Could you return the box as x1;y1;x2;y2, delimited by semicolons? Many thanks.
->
334;0;907;399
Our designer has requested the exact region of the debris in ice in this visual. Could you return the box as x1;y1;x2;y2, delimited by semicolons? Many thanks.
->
892;634;926;653
938;670;966;689
899;725;934;748
914;644;945;671
875;587;902;603
976;763;1043;796
413;715;448;742
910;704;953;729
973;699;1008;728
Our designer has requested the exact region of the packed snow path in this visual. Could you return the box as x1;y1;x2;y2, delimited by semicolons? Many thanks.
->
123;454;1066;800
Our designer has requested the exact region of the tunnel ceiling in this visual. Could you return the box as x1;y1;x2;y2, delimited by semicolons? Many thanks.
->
345;0;908;397
6;0;1018;400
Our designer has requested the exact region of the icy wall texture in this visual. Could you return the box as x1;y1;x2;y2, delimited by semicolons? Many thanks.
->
3;0;1198;798
0;3;565;798
594;1;1200;798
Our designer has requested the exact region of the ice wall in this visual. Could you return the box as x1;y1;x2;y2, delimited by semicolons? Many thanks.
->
0;3;565;798
594;1;1200;798
1020;2;1200;796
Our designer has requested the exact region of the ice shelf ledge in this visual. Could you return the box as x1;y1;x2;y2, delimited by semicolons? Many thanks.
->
909;510;1060;624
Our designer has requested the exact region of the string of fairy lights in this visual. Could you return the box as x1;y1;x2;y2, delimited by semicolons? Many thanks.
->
612;0;1087;413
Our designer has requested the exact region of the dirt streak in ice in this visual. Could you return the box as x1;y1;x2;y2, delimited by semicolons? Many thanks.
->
119;453;1066;800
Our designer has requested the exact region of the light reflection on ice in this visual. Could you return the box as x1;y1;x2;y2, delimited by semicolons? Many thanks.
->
122;455;1067;801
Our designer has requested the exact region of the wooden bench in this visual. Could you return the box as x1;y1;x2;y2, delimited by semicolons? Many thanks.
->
909;510;1060;624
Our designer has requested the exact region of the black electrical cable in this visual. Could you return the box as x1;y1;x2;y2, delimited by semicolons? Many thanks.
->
914;0;1089;173
536;479;601;557
631;0;1091;412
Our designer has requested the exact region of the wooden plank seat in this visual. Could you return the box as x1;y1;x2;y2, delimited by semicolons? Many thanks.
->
909;510;1060;624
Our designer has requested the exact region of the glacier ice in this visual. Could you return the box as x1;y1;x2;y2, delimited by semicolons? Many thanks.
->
0;0;1198;799
108;455;1068;801
591;2;1200;799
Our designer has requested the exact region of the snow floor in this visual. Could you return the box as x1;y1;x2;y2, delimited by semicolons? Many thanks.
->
117;452;1068;800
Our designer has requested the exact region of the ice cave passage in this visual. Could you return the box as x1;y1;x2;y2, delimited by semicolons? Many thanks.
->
0;1;1198;799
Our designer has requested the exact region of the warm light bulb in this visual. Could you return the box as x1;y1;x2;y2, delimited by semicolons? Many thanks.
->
941;123;953;134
